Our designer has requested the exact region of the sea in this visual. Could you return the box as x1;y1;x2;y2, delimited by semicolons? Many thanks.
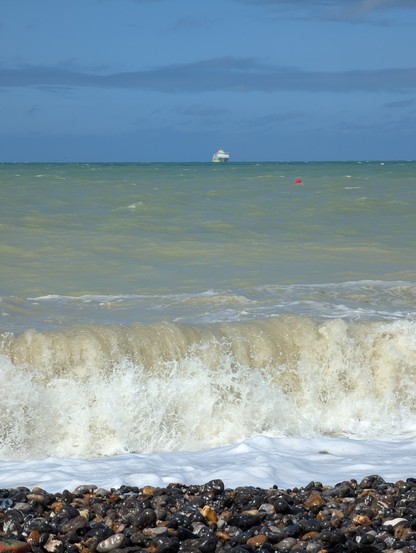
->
0;160;415;493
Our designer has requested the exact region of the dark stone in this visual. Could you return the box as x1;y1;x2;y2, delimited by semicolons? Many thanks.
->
229;546;253;553
232;529;256;544
61;490;74;503
303;481;323;492
196;536;218;553
152;536;180;553
9;493;27;503
84;523;113;542
38;534;51;548
29;502;45;517
24;518;54;534
259;528;283;544
227;514;263;531
59;515;87;534
282;524;303;538
61;531;81;545
167;514;190;529
200;480;224;497
273;499;292;515
129;532;148;546
393;541;410;549
359;532;376;545
359;475;385;489
57;504;80;519
135;508;157;529
4;511;24;524
0;499;14;510
176;527;197;541
299;517;321;533
257;545;274;553
319;529;345;546
138;500;152;510
65;547;81;553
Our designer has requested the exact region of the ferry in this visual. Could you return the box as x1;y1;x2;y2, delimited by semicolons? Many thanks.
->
212;149;230;163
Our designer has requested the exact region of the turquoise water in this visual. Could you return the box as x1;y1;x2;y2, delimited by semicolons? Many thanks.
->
1;161;416;460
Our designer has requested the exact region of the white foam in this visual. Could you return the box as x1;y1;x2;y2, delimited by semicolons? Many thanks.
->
1;317;416;460
0;436;415;493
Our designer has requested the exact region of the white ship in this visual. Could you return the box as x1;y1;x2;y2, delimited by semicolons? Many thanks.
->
212;149;230;163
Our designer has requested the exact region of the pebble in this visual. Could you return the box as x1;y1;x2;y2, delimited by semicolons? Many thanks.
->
96;533;125;552
0;539;31;553
0;476;415;553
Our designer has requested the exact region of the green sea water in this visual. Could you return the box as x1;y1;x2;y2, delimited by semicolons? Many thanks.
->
1;161;415;297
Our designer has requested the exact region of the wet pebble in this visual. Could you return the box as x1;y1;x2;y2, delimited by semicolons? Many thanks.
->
0;476;414;553
96;533;125;552
0;539;31;553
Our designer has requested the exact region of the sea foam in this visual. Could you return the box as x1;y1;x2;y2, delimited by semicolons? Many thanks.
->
1;316;415;461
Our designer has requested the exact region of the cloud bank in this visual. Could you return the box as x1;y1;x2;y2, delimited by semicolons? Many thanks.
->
234;0;416;22
1;58;416;94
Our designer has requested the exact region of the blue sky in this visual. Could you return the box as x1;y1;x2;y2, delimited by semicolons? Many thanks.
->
1;0;416;162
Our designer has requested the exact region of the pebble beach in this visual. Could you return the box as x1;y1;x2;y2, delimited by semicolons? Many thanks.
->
1;476;416;553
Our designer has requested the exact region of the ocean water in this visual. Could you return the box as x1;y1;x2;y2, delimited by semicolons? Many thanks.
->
0;161;415;491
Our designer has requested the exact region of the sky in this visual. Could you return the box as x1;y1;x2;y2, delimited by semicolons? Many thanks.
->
1;0;416;162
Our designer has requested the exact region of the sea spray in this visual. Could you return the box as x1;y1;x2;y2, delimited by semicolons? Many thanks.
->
1;316;415;460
